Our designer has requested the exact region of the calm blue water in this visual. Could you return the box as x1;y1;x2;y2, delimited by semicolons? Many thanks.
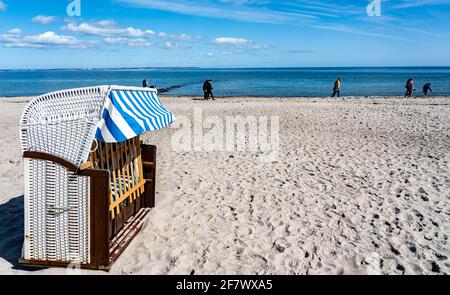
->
1;67;449;97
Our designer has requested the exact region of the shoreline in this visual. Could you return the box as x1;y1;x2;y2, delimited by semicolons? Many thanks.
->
2;95;450;102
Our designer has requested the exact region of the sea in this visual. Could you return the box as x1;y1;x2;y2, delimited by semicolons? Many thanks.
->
1;67;449;97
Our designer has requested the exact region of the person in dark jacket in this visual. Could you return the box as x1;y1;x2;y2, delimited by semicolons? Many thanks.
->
331;78;341;98
203;80;215;100
143;79;148;88
405;78;415;97
423;83;432;96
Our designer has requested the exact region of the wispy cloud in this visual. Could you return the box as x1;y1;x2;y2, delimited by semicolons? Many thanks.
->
0;31;96;49
201;52;214;57
160;41;178;49
280;0;362;17
160;41;192;49
117;0;365;23
391;0;450;9
0;1;6;11
359;14;441;38
116;0;307;24
310;22;409;41
115;0;416;41
7;28;21;35
212;37;268;49
286;49;314;54
32;15;56;24
221;51;234;55
62;20;156;38
104;37;150;47
158;32;202;42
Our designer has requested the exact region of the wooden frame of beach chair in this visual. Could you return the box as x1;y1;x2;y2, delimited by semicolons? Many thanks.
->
19;141;156;270
18;86;174;271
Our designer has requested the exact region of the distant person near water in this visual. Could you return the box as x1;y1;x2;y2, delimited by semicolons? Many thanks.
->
331;78;341;98
423;83;432;96
142;79;156;89
405;77;415;97
203;80;215;100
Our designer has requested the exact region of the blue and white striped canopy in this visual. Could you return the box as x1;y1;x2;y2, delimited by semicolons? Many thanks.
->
95;89;175;143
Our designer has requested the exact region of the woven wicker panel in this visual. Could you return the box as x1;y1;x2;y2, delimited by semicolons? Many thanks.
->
23;159;90;264
20;87;108;167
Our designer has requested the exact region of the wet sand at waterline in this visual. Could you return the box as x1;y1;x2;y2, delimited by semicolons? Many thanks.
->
0;96;449;275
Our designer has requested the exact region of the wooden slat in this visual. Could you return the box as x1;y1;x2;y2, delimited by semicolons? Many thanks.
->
92;145;99;169
118;141;131;204
79;161;93;171
142;161;155;168
137;137;145;194
131;137;140;198
23;151;78;172
142;144;157;208
112;143;123;216
125;139;137;202
105;143;118;219
89;169;111;270
109;179;146;212
99;143;105;170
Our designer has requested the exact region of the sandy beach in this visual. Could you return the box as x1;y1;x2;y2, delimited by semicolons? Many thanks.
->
0;95;449;275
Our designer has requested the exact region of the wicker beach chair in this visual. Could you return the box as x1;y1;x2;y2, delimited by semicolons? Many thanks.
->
19;86;175;270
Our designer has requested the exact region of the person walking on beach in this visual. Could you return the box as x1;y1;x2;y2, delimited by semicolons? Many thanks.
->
423;83;432;96
142;79;156;89
405;77;415;97
331;78;341;98
203;80;215;100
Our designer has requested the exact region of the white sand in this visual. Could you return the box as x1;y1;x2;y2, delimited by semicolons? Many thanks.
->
0;96;449;275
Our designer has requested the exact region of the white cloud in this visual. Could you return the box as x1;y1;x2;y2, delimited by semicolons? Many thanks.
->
7;28;21;35
0;31;96;49
62;20;155;38
24;32;94;48
63;19;202;50
212;37;267;49
95;20;116;27
159;40;193;49
104;37;150;47
158;32;201;42
161;41;176;49
0;1;6;11
32;15;56;24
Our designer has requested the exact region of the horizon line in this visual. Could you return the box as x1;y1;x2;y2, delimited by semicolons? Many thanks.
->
1;65;450;71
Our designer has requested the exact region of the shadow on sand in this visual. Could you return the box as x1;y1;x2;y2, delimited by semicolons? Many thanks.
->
0;196;44;271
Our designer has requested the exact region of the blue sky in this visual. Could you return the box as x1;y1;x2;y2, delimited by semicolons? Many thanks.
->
0;0;449;69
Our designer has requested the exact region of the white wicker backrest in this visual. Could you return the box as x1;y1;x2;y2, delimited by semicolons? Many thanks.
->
20;86;109;166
